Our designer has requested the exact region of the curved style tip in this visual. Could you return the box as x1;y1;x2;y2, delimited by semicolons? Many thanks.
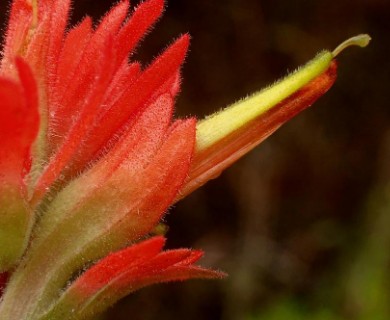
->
332;34;371;57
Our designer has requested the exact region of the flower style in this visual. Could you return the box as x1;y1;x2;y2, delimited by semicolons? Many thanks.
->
0;0;369;319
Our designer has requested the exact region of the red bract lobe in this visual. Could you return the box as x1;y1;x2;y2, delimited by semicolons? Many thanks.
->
0;0;344;318
0;1;223;317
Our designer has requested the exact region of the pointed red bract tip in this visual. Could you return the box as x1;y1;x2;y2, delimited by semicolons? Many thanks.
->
115;0;165;63
94;0;129;36
51;1;129;139
44;237;223;320
51;17;93;114
76;236;166;295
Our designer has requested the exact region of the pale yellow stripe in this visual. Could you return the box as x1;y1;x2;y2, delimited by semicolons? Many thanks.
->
196;51;333;152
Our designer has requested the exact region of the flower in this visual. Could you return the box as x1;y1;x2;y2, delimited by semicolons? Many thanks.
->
0;0;370;319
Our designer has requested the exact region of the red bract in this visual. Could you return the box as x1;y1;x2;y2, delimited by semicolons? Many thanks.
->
40;237;223;320
0;58;39;272
0;1;225;318
0;0;368;318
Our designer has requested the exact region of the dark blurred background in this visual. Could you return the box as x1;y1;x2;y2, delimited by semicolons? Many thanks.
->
2;0;390;319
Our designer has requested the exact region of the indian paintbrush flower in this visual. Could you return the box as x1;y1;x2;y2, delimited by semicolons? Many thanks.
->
0;0;370;319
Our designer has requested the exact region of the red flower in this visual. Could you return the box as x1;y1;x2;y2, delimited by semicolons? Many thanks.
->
0;0;369;319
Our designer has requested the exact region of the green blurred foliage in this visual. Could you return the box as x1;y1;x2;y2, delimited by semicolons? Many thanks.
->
248;299;339;320
249;182;390;320
1;0;389;319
